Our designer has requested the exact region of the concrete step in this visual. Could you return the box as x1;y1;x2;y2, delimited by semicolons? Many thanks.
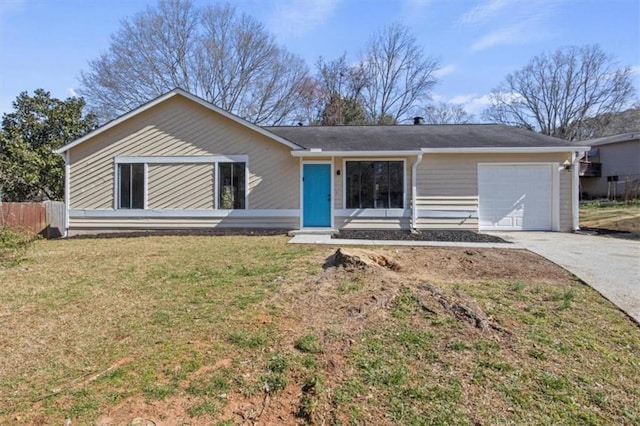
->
288;229;339;237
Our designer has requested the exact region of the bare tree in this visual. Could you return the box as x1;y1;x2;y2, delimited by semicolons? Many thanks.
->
314;54;367;125
361;23;440;124
482;45;636;140
576;105;640;139
422;102;474;124
79;0;309;125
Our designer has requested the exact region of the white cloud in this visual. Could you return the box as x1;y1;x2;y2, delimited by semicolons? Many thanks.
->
630;65;640;75
433;64;456;78
401;0;433;10
68;88;78;97
458;0;511;25
268;0;340;38
469;21;554;51
459;0;566;51
432;93;494;118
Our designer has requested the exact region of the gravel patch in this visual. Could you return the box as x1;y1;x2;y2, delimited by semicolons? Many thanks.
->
334;230;509;243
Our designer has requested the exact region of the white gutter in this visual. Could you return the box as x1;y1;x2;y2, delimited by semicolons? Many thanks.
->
63;151;70;237
572;150;584;231
291;150;422;157
411;153;423;230
291;147;591;157
421;146;591;154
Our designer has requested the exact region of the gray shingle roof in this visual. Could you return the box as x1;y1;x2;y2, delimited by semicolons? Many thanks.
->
583;132;640;147
265;124;586;151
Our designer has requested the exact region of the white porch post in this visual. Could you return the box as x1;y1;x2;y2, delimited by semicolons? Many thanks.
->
572;151;582;231
64;151;70;237
411;153;423;230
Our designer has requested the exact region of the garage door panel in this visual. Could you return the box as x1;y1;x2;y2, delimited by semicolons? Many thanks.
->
479;164;553;231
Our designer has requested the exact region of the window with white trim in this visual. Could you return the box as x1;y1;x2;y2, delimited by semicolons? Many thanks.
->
345;161;403;208
218;162;246;209
118;163;145;209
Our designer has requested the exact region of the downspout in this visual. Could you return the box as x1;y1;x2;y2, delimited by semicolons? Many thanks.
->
571;151;581;231
64;151;70;237
411;153;423;230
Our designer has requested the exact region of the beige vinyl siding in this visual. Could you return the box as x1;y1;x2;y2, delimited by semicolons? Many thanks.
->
69;96;298;211
68;216;297;235
147;164;214;209
336;217;410;230
559;170;572;231
415;218;478;229
416;153;574;231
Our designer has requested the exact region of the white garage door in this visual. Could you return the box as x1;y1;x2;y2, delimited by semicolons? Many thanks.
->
478;164;554;231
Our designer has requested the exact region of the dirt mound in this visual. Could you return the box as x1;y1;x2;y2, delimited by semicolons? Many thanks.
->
328;248;401;271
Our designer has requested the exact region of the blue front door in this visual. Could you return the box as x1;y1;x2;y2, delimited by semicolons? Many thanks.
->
303;164;331;227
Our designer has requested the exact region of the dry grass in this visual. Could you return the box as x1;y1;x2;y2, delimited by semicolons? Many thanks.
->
580;203;640;234
0;236;638;425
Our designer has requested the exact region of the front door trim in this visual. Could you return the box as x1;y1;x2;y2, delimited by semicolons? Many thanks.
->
300;160;334;229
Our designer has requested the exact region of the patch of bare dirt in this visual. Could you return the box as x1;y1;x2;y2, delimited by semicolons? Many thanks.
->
96;396;203;426
96;246;577;425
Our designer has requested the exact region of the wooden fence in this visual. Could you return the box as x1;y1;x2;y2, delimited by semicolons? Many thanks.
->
0;201;65;238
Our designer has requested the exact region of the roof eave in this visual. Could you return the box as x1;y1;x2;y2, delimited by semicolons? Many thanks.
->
421;146;591;154
55;88;303;154
291;150;423;157
291;146;591;157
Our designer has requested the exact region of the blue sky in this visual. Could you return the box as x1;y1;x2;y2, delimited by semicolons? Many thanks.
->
1;0;639;118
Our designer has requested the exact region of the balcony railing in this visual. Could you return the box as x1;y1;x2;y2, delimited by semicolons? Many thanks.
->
579;161;602;177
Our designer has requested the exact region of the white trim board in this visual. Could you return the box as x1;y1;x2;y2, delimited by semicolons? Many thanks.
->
115;155;248;164
291;147;590;157
69;209;300;218
293;150;421;157
422;147;590;154
335;209;410;218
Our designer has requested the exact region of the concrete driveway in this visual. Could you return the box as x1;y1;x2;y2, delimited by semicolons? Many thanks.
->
491;232;640;324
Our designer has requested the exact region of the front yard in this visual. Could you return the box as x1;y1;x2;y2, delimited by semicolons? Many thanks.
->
0;235;638;425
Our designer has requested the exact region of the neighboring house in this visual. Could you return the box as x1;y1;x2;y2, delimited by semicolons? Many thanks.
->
55;89;589;236
579;132;640;199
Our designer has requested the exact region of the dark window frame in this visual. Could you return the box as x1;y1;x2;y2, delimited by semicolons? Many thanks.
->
117;163;145;209
218;162;246;209
345;160;404;209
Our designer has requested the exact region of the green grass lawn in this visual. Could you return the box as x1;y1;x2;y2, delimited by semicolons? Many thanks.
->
0;234;638;425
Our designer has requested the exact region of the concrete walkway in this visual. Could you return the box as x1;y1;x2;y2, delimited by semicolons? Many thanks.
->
490;232;640;324
289;231;640;324
288;233;518;249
